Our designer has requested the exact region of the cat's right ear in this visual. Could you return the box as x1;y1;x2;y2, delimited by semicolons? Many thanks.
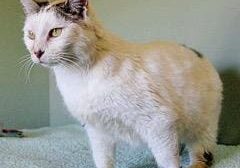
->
20;0;40;15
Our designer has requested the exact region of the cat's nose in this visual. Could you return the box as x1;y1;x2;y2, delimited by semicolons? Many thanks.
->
34;50;45;59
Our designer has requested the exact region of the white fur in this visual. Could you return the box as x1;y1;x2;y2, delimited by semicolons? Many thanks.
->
22;1;222;168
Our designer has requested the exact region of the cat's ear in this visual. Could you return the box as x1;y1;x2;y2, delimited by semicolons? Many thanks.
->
66;0;89;20
20;0;41;15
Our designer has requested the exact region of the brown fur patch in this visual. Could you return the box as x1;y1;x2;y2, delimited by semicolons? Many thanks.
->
190;162;209;168
190;151;214;168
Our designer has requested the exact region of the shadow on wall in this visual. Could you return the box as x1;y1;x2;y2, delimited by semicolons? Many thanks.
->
218;69;240;145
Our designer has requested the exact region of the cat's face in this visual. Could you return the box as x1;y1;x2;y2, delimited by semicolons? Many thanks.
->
21;0;89;67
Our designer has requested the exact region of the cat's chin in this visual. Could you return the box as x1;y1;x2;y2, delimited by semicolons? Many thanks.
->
40;62;59;68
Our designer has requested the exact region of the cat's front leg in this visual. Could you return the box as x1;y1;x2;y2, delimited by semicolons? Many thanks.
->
86;126;116;168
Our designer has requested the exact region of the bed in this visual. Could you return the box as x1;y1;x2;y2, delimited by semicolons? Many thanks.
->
0;125;239;168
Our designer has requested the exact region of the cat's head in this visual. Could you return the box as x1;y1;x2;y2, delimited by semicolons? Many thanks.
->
21;0;96;68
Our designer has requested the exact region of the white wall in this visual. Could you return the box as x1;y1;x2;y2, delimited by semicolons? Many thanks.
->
50;0;240;126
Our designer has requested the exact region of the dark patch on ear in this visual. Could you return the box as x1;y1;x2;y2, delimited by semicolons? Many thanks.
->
182;44;204;58
56;0;88;21
203;151;214;166
36;2;49;7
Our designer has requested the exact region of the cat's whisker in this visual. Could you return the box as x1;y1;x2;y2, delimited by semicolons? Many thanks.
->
55;52;77;56
59;61;77;70
54;56;79;62
58;56;79;61
18;55;32;70
47;57;66;68
59;57;81;69
55;54;80;61
20;58;32;70
18;59;33;77
53;55;81;69
17;57;32;66
24;61;34;84
26;62;35;84
17;54;31;63
18;54;31;60
18;59;33;83
18;55;31;61
60;59;79;70
57;60;73;70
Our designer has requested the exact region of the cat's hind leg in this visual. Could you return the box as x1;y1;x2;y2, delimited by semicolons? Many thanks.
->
188;145;214;168
187;96;220;168
141;125;180;168
187;134;215;168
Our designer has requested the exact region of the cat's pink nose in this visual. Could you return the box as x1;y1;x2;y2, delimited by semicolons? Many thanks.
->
34;50;45;59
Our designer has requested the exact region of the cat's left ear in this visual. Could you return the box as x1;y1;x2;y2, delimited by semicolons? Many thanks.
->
20;0;41;15
66;0;89;20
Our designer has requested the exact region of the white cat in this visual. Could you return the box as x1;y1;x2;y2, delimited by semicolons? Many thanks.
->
20;0;222;168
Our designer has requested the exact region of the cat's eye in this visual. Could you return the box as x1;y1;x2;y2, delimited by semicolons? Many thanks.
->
28;31;35;40
49;28;63;38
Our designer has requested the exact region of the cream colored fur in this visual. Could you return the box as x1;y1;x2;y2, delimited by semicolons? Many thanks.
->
21;1;222;168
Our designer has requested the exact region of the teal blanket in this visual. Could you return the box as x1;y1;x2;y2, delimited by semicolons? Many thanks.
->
0;125;239;168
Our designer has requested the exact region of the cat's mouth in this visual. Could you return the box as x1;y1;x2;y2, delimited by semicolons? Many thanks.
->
30;55;60;67
40;61;59;67
31;53;79;68
31;58;59;68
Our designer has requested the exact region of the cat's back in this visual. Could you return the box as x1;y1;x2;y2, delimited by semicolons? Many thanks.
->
136;41;222;90
120;40;223;117
111;40;222;97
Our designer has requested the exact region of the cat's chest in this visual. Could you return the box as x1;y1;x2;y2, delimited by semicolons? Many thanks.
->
53;69;116;120
56;72;105;109
53;68;149;143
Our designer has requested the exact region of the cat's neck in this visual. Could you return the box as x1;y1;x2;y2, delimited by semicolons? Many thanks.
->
54;13;130;76
53;4;137;80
